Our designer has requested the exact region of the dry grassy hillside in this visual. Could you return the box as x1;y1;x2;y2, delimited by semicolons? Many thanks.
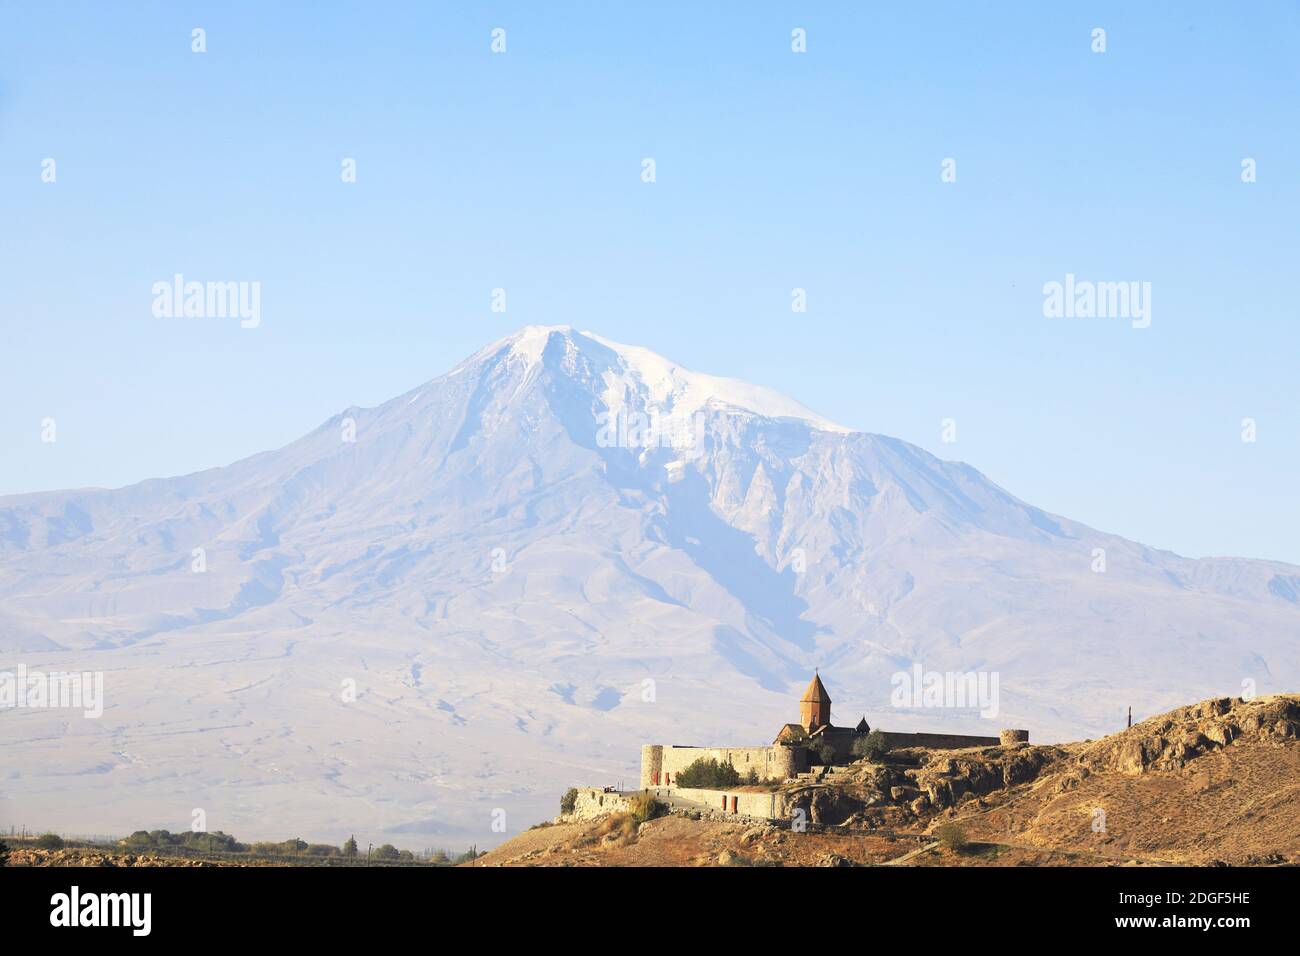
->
958;694;1300;865
473;694;1300;867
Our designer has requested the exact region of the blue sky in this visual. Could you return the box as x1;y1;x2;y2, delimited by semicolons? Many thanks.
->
2;2;1297;562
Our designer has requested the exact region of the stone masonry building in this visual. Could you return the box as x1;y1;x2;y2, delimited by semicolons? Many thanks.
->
640;672;1028;788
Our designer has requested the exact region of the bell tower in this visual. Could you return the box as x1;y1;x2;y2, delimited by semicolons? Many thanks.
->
800;671;831;730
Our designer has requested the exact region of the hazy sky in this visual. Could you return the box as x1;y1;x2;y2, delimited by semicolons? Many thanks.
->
2;2;1297;563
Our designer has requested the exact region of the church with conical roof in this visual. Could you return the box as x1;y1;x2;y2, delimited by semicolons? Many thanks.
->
640;672;874;788
773;671;871;757
639;671;1028;790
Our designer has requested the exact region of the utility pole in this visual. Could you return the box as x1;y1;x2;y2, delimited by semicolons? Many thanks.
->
1127;706;1132;729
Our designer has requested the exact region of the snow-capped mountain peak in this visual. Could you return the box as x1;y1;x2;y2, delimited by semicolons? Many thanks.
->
459;324;851;435
1;327;1296;846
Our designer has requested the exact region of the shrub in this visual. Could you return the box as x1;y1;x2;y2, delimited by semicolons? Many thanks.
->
181;830;242;852
743;768;760;785
594;813;637;844
249;838;308;856
628;791;663;824
0;840;9;866
560;787;579;815
935;821;968;853
853;730;891;762
674;757;741;789
35;833;64;850
813;740;837;766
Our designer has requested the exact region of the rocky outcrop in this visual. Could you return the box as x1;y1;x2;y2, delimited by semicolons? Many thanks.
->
782;741;1065;822
786;786;869;825
1078;695;1300;775
10;847;221;867
755;695;1300;829
911;745;1061;810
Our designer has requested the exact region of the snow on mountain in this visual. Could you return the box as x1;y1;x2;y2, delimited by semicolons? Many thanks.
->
1;326;1296;846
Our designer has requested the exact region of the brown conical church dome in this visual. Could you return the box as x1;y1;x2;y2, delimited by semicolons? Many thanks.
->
801;672;831;704
799;672;831;730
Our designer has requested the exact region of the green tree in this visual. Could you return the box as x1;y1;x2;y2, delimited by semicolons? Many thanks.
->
674;757;741;789
35;833;64;850
0;840;10;866
560;787;579;815
372;843;400;861
935;821;969;853
852;730;891;762
342;835;358;857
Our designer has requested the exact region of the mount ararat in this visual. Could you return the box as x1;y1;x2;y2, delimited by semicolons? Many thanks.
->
2;326;1296;844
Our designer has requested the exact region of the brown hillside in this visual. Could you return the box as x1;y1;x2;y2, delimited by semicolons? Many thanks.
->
474;694;1300;867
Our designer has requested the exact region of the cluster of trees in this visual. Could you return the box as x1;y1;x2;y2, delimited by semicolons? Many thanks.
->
123;829;243;852
5;828;481;865
675;757;742;789
114;829;477;863
426;847;483;866
121;830;361;859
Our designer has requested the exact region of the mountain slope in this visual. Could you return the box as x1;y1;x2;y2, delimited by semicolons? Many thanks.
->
1;326;1297;845
475;693;1300;867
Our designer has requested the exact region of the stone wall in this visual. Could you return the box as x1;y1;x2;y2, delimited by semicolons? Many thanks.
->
567;787;635;822
877;730;1003;750
666;786;791;821
640;744;802;787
